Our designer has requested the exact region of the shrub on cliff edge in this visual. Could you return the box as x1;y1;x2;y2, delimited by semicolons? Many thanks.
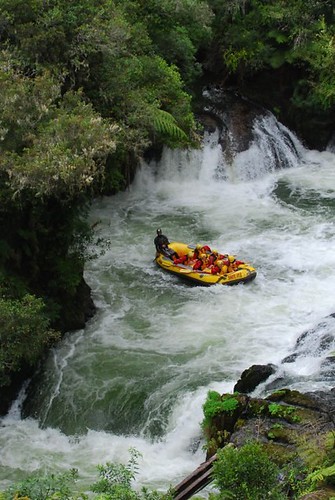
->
210;441;286;500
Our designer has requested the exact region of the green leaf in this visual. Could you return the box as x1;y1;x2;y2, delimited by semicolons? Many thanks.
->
152;108;188;143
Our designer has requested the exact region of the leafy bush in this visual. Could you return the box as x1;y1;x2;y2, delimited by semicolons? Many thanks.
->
202;391;239;430
1;449;173;500
211;441;286;500
1;468;79;500
91;448;174;499
0;294;59;386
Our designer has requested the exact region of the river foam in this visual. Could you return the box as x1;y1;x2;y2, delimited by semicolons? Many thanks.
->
1;121;335;496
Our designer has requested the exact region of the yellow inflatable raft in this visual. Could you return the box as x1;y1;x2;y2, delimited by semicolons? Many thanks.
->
155;242;257;286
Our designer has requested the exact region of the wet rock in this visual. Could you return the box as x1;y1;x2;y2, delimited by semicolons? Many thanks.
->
197;86;302;177
300;490;335;499
0;365;33;416
203;386;335;490
281;314;335;369
303;388;335;424
0;277;96;417
199;87;265;154
233;363;277;394
281;353;298;363
320;355;335;380
55;277;96;333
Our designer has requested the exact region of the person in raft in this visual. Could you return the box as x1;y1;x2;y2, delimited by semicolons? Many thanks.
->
188;246;245;274
173;243;210;267
154;229;178;259
191;244;210;271
213;255;245;274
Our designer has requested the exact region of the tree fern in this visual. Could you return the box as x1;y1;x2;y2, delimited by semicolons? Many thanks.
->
152;108;188;144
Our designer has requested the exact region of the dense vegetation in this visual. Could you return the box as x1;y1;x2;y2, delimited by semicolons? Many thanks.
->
2;439;335;499
1;0;335;455
0;449;174;499
200;389;335;498
0;0;212;396
206;0;335;145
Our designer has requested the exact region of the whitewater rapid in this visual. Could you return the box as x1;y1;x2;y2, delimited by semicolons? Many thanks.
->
1;120;335;495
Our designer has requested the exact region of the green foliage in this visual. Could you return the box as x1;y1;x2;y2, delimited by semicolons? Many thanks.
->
2;467;79;500
223;47;249;73
117;0;213;86
0;74;119;200
221;396;239;413
152;109;189;144
212;441;286;500
202;391;239;431
0;0;210;367
91;448;140;496
268;403;301;422
0;50;60;153
90;52;198;153
208;0;335;111
90;448;174;499
297;431;335;475
267;423;284;440
0;294;60;386
1;450;173;499
279;461;310;498
291;25;335;109
0;0;201;202
307;463;335;487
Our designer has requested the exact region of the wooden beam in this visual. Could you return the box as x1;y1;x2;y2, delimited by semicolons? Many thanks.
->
172;454;217;500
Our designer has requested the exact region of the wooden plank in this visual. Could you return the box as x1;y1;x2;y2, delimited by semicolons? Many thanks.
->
173;468;213;500
172;454;217;500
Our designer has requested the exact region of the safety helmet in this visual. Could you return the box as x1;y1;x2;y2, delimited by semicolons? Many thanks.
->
212;249;218;254
228;255;235;263
187;251;194;258
157;228;162;235
195;243;202;250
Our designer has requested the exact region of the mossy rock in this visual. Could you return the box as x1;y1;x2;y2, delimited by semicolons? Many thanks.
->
234;418;246;431
299;488;335;499
266;389;320;409
267;425;298;444
246;397;269;417
262;441;298;467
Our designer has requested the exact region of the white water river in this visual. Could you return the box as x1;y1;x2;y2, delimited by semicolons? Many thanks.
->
1;117;335;495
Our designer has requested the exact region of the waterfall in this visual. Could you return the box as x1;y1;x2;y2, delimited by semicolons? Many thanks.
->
1;110;335;497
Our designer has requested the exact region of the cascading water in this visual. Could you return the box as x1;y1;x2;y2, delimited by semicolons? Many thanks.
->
1;114;335;496
231;113;304;180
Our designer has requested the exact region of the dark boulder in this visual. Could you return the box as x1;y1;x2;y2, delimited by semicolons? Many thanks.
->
234;363;277;394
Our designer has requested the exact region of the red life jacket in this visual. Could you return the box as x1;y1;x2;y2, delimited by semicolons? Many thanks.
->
173;255;187;265
193;259;203;270
211;265;220;274
208;254;217;266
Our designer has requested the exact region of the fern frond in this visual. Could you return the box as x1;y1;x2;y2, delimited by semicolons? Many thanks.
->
307;463;335;485
152;109;188;143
